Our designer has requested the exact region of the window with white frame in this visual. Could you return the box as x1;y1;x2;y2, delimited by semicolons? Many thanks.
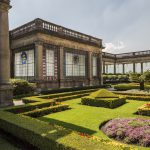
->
65;52;86;76
93;56;97;76
15;50;34;77
46;49;55;76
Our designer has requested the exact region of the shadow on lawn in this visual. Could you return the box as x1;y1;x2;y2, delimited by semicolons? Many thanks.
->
40;117;96;135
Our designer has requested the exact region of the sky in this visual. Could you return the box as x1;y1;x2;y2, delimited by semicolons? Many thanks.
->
9;0;150;54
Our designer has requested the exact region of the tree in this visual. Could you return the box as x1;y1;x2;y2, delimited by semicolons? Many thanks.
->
129;72;141;83
141;70;150;83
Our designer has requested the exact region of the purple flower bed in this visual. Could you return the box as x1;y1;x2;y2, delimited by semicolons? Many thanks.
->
101;118;150;147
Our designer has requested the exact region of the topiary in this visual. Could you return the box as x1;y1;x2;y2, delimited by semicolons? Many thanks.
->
90;89;119;98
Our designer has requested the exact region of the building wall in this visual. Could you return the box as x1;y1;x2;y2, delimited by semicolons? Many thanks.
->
11;33;103;89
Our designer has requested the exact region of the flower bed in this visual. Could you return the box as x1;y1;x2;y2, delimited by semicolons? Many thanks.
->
101;118;150;147
138;103;150;116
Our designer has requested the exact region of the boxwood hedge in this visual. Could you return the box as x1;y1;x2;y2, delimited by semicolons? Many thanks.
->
138;103;150;116
21;104;69;118
81;96;126;109
4;101;55;114
0;111;131;150
114;83;150;91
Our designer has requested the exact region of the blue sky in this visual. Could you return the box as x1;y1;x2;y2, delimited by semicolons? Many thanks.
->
9;0;150;53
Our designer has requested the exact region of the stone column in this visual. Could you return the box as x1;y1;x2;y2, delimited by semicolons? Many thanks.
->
133;62;136;73
114;62;116;74
88;51;92;86
58;46;64;87
35;41;43;81
123;64;125;74
141;62;143;74
98;52;103;85
103;61;105;74
0;0;13;107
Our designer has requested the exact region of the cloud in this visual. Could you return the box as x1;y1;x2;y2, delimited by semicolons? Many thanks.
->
104;41;126;53
9;0;150;53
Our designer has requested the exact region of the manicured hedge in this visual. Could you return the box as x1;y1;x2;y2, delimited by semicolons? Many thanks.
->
103;74;129;83
113;91;150;101
81;96;126;109
21;104;69;118
114;84;139;91
54;94;89;102
22;89;95;103
113;91;150;96
0;111;130;150
126;96;150;101
11;79;36;96
138;103;150;116
41;85;108;95
5;101;55;114
40;89;97;99
114;83;150;91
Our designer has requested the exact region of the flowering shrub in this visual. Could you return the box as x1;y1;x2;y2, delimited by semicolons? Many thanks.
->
11;79;36;96
138;103;150;116
101;118;150;147
77;132;136;150
77;132;137;150
146;103;150;108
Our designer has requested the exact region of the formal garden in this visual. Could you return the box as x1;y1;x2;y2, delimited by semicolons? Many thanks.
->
0;71;150;149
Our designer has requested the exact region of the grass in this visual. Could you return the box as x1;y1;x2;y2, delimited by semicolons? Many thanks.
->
39;98;150;150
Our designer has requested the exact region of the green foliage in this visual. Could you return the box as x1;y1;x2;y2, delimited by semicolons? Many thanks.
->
41;85;107;95
114;83;150;91
40;89;97;99
5;101;56;114
81;89;126;108
126;96;150;101
21;104;69;118
10;79;36;96
0;111;129;150
141;70;150;83
81;96;126;109
90;89;119;98
138;103;150;116
22;89;99;103
103;74;129;83
113;91;150;96
129;72;141;82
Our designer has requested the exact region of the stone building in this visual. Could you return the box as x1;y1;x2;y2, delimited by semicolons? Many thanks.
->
10;18;103;89
102;50;150;74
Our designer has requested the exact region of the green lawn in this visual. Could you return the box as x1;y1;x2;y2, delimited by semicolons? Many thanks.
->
0;135;19;150
39;98;150;150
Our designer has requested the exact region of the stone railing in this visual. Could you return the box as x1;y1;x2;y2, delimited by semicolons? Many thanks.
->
102;52;116;59
10;18;102;47
116;52;134;58
103;50;150;59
